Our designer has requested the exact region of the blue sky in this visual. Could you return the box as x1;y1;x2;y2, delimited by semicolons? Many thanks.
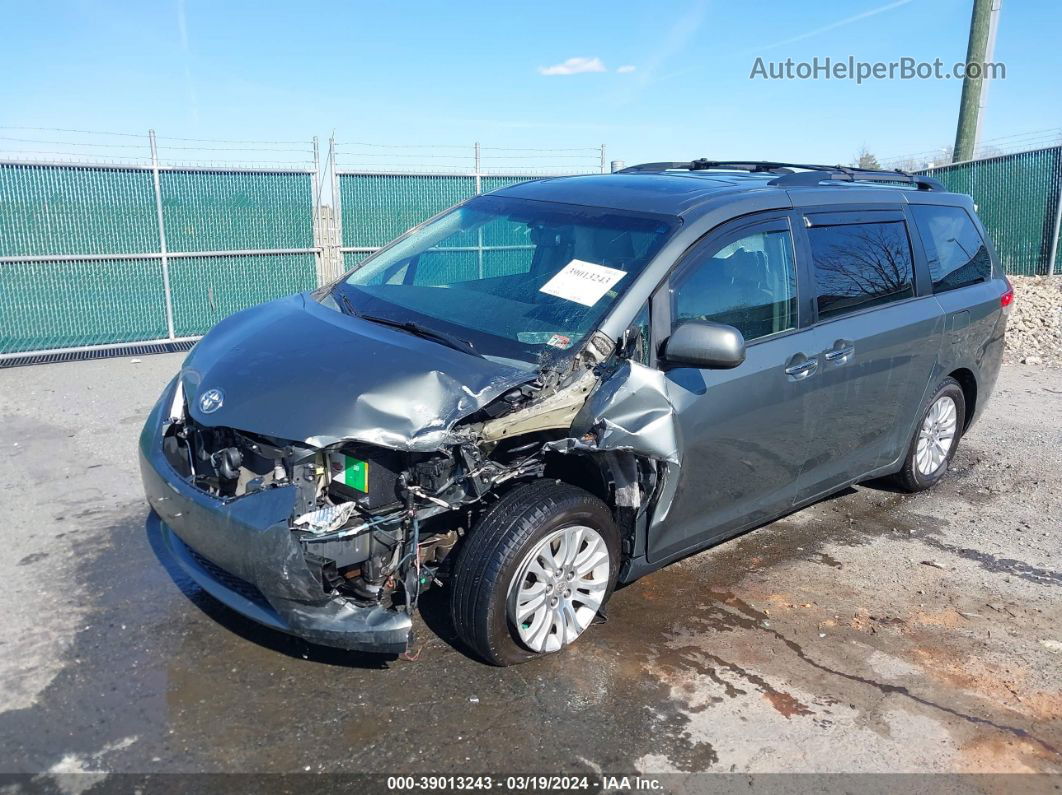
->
1;0;1060;170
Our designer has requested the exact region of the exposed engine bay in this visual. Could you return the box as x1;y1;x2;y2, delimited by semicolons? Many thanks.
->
157;329;665;635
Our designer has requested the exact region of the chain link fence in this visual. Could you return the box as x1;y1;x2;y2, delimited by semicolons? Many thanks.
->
6;125;1058;360
334;172;566;273
328;141;606;277
0;155;318;356
0;131;603;359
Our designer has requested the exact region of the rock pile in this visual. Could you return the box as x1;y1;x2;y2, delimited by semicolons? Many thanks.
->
1005;275;1062;366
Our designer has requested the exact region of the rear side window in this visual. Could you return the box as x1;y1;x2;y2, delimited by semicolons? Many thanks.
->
807;221;914;321
909;205;991;293
671;228;797;342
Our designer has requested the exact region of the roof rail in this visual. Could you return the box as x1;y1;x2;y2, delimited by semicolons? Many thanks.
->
769;167;945;192
615;159;946;191
617;159;800;174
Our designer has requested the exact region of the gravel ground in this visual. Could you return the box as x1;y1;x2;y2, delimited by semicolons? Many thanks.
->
1004;275;1062;366
0;354;1059;782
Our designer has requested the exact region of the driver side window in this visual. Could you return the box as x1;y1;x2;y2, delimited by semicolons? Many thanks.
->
670;227;797;342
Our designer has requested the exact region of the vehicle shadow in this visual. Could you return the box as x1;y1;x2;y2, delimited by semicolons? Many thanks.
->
858;476;909;494
413;585;499;664
145;513;397;670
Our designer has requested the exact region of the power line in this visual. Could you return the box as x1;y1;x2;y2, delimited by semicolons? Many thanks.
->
338;141;470;149
0;126;147;138
0;150;311;166
479;146;599;152
155;143;313;152
883;127;1062;165
156;134;311;145
0;136;150;149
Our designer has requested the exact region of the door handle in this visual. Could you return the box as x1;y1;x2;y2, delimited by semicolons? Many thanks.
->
823;345;855;361
784;358;818;378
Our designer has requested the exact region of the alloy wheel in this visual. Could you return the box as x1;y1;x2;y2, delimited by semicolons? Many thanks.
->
507;525;610;653
916;395;958;476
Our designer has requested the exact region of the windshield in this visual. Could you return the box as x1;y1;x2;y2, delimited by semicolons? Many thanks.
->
330;194;677;364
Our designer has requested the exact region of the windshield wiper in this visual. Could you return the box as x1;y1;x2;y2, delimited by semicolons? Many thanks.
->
331;286;483;358
358;312;484;359
333;288;359;317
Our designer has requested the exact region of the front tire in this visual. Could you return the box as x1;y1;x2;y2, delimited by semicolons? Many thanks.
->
892;377;966;493
449;480;620;666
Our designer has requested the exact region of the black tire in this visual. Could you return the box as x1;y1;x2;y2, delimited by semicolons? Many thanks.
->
891;377;966;493
449;480;620;666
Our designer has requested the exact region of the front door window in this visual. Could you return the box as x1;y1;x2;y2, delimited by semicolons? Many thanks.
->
670;228;797;342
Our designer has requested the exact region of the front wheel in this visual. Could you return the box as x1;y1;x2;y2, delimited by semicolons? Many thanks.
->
449;481;620;666
891;377;966;493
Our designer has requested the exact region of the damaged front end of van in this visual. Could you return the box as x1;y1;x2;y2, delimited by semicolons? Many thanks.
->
139;293;679;654
139;191;684;655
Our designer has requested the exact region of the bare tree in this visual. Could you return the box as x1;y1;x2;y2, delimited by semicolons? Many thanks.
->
855;146;881;170
812;224;912;311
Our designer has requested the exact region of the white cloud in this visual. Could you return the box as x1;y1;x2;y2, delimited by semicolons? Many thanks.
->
538;57;607;76
616;65;637;74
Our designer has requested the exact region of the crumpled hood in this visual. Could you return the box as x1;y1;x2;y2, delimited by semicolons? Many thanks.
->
180;293;531;450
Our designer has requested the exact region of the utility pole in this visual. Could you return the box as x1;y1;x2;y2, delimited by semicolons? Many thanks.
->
952;0;1002;163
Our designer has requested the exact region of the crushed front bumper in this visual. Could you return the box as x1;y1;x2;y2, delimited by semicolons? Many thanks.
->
139;385;412;655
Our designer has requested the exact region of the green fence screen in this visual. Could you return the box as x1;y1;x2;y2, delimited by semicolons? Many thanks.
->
169;253;317;336
0;163;159;256
161;170;314;252
336;173;547;284
339;174;477;248
1;163;317;355
0;257;168;352
19;152;1058;358
920;147;1062;276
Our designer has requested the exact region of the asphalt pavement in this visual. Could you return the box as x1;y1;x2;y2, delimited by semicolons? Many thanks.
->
0;354;1059;780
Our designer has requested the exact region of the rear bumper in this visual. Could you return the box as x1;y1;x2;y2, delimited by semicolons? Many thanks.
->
139;384;411;655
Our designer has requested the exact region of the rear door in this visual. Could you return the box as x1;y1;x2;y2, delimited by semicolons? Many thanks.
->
646;213;820;563
794;208;944;502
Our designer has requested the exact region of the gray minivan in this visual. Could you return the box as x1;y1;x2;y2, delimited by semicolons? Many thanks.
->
140;160;1010;665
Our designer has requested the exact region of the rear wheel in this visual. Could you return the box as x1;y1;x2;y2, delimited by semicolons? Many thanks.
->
892;377;965;493
449;480;619;666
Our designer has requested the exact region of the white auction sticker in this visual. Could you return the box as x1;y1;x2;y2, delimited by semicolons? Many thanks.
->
538;259;627;307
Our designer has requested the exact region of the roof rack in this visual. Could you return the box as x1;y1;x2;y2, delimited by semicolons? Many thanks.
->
769;167;944;191
617;159;800;174
615;159;945;191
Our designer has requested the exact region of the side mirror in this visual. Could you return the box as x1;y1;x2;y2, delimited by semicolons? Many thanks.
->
662;320;746;369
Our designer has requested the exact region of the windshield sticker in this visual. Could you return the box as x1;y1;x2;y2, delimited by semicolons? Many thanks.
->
538;260;627;307
516;331;576;348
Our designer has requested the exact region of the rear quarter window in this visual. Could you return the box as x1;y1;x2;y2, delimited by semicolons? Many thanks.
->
909;205;992;293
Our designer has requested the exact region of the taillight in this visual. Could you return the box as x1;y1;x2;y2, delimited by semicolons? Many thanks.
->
1000;283;1014;308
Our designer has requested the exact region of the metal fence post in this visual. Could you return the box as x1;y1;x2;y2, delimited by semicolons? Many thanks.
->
474;142;484;277
1048;177;1062;276
311;135;329;286
329;134;343;280
474;142;482;193
149;129;176;340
